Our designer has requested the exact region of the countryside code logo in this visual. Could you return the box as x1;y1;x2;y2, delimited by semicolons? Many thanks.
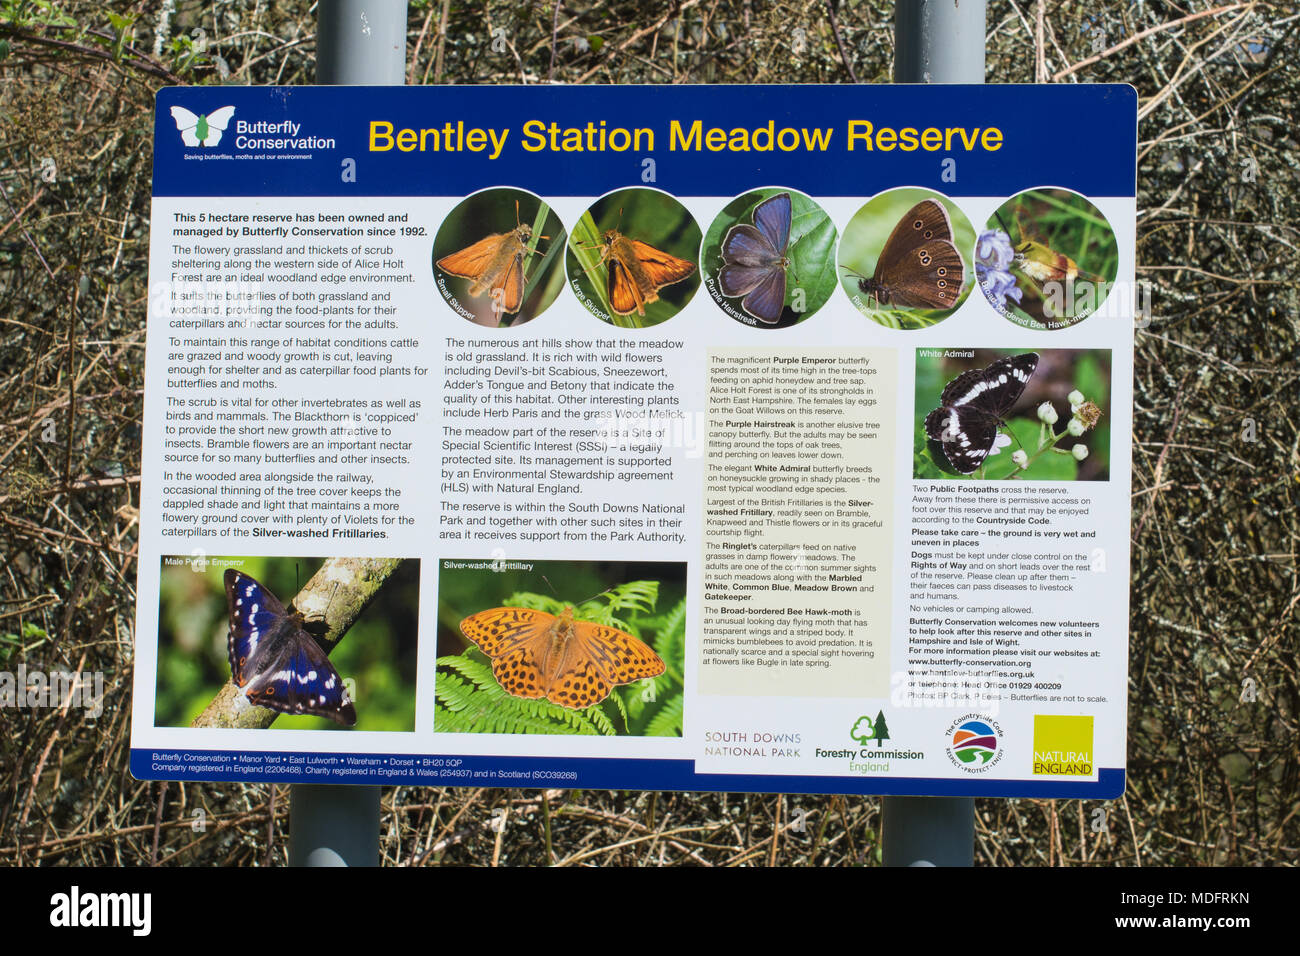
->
944;714;1004;773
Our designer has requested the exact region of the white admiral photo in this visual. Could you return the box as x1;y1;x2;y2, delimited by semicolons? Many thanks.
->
915;349;1111;480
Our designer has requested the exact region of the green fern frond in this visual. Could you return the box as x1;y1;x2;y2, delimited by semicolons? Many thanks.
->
435;672;480;713
496;590;559;612
652;596;686;670
591;579;658;617
473;679;607;734
644;692;684;737
585;702;617;735
438;654;497;693
435;653;615;735
624;675;661;722
607;686;632;732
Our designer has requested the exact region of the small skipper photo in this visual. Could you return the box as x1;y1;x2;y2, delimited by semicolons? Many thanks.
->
432;187;567;327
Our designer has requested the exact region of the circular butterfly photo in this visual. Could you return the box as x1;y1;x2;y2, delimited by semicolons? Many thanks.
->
978;188;1118;330
434;558;686;736
701;187;838;329
838;187;976;330
566;187;701;329
432;187;567;329
154;555;420;731
913;348;1112;481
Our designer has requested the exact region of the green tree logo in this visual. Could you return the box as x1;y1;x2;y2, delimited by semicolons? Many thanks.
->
851;710;892;747
870;709;891;747
850;715;874;745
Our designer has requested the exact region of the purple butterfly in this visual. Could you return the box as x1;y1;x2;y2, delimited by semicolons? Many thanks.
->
224;569;356;726
718;192;793;324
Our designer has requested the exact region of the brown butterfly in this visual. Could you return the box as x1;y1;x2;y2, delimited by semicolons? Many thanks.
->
435;201;548;317
586;227;696;317
459;605;665;709
846;199;965;310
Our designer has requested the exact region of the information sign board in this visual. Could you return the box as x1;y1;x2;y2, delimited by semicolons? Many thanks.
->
133;84;1136;797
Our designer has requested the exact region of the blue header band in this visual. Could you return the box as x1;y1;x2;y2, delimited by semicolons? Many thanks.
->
154;84;1136;199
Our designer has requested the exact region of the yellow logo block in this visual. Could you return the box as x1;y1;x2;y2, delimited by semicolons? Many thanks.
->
1032;715;1094;776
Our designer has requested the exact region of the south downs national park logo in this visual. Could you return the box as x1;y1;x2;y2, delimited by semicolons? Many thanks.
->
170;105;235;147
945;714;1004;773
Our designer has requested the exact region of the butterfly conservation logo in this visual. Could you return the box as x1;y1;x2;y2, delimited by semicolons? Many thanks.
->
170;105;236;147
168;105;337;157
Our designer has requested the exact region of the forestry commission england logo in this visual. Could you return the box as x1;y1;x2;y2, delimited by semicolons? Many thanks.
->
169;105;235;146
944;714;1004;773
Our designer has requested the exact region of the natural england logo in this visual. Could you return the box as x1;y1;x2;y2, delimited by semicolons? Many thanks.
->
1032;714;1095;776
169;105;235;147
945;714;1004;772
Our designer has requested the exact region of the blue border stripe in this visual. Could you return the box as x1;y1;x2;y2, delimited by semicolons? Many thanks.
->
132;749;1125;798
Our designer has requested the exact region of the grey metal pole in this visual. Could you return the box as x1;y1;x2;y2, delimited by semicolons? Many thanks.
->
316;0;409;85
893;0;987;83
287;0;408;867
289;784;383;866
882;794;976;866
882;0;984;866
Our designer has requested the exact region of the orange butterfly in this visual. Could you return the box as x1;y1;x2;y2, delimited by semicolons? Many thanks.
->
459;605;665;709
588;228;695;317
435;202;548;316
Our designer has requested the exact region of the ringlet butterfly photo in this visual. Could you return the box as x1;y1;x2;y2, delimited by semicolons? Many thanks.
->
432;187;567;328
838;188;975;330
702;186;838;329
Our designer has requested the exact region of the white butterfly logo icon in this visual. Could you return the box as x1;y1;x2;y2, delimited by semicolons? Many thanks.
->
169;105;236;147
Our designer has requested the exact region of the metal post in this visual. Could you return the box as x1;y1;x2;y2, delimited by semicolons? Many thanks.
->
882;0;985;866
316;0;409;85
289;785;383;867
882;795;976;866
288;0;408;867
893;0;987;83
